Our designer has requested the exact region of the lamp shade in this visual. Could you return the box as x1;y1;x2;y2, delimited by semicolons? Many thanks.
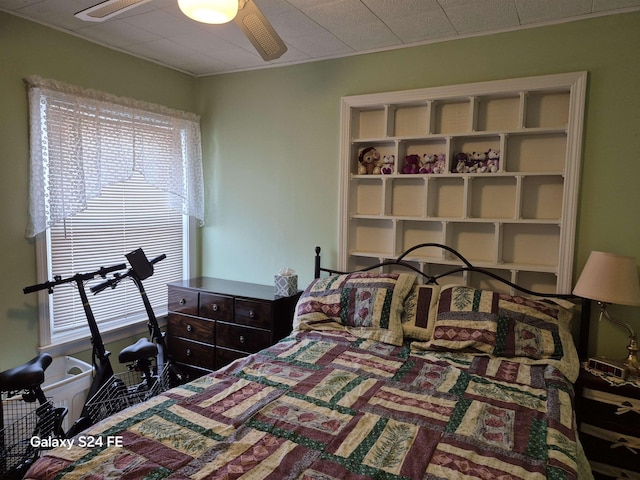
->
573;251;640;306
178;0;238;24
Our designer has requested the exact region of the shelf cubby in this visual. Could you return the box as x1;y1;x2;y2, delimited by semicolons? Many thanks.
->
467;268;514;291
500;223;560;266
524;90;570;129
350;218;395;255
476;95;521;132
446;222;497;264
390;178;426;217
513;271;559;295
354;107;386;139
400;220;444;252
433;99;471;134
520;175;564;220
427;177;465;218
351;177;383;215
451;135;500;163
505;132;567;172
468;176;517;219
400;139;448;159
393;103;429;137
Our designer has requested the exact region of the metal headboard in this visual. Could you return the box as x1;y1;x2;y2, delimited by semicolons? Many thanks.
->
313;243;590;358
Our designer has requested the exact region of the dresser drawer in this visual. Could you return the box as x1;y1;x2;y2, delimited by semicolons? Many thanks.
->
167;313;215;343
199;292;233;322
581;387;640;431
216;322;271;353
580;423;640;472
216;348;247;369
235;298;272;329
168;337;215;370
168;287;199;316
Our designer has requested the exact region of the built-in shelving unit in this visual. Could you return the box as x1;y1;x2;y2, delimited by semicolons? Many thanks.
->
339;72;587;294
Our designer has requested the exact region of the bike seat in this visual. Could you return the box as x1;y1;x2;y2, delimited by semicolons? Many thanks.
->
119;338;158;364
0;353;52;392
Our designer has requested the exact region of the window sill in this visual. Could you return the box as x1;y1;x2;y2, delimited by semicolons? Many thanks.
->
39;315;168;358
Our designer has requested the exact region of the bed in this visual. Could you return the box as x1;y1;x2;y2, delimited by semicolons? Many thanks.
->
25;244;594;480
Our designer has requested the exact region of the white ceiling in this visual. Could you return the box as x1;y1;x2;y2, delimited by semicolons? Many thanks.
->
3;0;640;77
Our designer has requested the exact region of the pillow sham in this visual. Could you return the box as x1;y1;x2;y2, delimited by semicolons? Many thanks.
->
293;272;416;346
425;285;575;361
401;284;440;341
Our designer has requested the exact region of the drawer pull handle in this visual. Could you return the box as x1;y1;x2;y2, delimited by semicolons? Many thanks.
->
186;324;193;333
616;400;640;416
186;348;192;357
212;304;219;312
611;435;639;454
249;310;255;318
179;298;186;305
239;335;246;344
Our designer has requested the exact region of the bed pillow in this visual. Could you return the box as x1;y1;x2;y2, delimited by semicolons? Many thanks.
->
293;272;416;346
426;285;575;361
401;284;440;341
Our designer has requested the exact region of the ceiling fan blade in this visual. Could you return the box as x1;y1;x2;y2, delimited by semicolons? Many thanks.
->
234;0;287;61
75;0;153;22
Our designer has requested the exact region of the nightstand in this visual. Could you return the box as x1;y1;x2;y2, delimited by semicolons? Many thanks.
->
167;277;301;381
576;366;640;479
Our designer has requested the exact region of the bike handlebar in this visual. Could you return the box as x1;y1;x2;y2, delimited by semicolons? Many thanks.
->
91;254;166;295
23;263;127;295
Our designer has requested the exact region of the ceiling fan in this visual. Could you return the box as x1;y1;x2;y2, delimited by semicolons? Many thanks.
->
74;0;288;61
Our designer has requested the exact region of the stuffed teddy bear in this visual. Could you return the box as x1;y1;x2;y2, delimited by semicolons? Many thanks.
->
468;151;487;173
454;152;469;173
419;154;436;174
486;149;500;173
433;153;446;174
380;155;395;174
358;147;381;175
403;154;420;174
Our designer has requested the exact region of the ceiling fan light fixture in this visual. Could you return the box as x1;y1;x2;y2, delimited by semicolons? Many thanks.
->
178;0;238;24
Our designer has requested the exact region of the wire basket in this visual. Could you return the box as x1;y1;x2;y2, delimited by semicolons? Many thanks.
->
1;394;59;477
84;366;171;425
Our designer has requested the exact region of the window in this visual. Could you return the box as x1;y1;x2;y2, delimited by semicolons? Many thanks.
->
26;77;204;352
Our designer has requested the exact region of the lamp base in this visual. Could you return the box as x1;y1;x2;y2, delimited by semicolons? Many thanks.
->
623;337;640;377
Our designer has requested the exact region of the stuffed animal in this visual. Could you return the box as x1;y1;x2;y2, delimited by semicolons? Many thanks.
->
358;147;381;175
433;153;446;174
419;154;436;174
403;154;420;174
486;149;500;173
454;152;469;173
380;155;395;174
468;151;487;173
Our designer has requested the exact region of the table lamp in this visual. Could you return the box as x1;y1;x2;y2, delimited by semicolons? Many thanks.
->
573;251;640;376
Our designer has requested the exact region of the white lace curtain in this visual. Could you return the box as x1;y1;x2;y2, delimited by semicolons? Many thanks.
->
25;76;205;238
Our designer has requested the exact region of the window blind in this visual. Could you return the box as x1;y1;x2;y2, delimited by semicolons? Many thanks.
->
48;172;183;338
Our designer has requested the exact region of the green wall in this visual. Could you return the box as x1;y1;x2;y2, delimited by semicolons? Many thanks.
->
0;12;196;370
1;10;639;371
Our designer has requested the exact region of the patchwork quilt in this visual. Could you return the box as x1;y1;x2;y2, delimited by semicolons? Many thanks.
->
25;330;590;480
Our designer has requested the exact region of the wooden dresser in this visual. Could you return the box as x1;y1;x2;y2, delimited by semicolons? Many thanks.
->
576;366;640;479
167;277;301;380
